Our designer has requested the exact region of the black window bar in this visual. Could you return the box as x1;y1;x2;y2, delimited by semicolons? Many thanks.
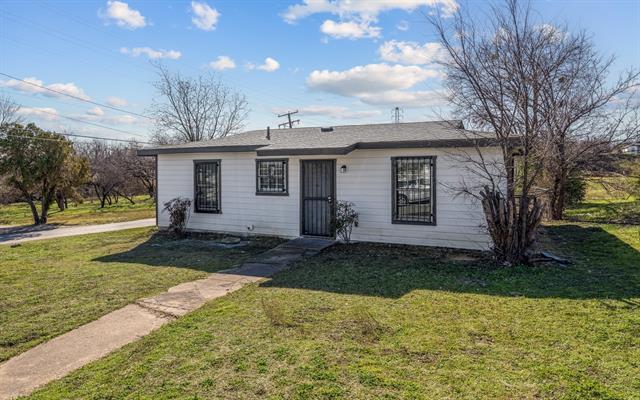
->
194;160;220;213
392;156;436;225
256;159;288;195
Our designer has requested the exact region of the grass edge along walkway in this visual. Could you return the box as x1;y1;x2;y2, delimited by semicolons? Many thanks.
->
0;238;334;400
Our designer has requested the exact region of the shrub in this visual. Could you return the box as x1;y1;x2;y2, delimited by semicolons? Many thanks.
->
334;201;359;244
162;197;191;238
565;174;587;206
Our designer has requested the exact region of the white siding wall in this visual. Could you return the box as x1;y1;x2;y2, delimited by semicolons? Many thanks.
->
157;147;501;250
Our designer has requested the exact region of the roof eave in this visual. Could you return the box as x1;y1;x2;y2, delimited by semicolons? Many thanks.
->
137;144;265;156
137;137;514;156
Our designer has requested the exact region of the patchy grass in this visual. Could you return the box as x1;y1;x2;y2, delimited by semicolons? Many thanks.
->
565;199;639;224
27;223;640;399
0;196;155;226
565;177;639;224
0;228;283;362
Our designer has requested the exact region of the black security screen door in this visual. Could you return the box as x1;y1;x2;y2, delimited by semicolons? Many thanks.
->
301;160;335;237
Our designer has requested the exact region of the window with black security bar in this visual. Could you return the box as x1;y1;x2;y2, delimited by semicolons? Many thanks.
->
392;156;436;224
194;160;220;213
256;159;288;195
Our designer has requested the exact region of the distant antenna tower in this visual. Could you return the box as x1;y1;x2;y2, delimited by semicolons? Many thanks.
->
391;107;404;124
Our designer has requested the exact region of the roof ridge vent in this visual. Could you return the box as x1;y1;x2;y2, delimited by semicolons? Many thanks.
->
320;126;334;133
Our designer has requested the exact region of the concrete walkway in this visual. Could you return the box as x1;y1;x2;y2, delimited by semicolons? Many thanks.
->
0;237;334;399
0;218;156;246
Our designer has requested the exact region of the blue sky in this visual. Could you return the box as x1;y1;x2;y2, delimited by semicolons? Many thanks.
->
1;0;639;142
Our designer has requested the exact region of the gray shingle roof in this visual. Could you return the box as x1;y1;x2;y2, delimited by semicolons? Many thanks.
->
138;120;503;156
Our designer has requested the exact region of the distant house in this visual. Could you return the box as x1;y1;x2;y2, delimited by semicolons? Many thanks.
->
138;121;506;250
622;143;640;156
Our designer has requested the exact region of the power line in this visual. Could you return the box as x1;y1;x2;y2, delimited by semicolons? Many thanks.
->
14;105;148;139
0;10;339;129
1;131;151;145
62;132;150;144
0;72;153;120
277;110;300;129
0;10;335;127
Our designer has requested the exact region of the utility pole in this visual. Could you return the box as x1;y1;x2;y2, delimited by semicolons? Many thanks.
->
277;110;300;129
391;106;404;124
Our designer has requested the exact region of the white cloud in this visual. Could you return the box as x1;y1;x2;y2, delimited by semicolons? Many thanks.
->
378;40;447;65
359;89;447;107
307;63;446;108
80;113;138;125
208;55;236;71
249;57;280;72
120;47;182;60
18;107;59;121
100;1;146;29
307;63;442;97
282;0;459;23
297;105;381;119
106;96;128;107
87;107;105;116
320;19;380;39
106;115;137;124
397;20;410;31
190;1;220;31
1;76;90;100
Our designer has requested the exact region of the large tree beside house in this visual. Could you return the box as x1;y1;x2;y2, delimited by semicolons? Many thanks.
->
430;0;638;263
0;123;89;224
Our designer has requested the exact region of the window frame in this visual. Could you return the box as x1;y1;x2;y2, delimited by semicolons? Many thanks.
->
255;158;289;196
391;156;437;226
193;159;221;214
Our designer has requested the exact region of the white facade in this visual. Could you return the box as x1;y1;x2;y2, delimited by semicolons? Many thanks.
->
157;147;502;250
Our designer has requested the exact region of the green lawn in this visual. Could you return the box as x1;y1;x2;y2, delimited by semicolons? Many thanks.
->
0;196;155;226
25;223;640;399
565;177;639;224
0;228;284;362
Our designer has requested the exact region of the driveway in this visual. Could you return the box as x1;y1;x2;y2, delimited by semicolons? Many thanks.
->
0;219;156;246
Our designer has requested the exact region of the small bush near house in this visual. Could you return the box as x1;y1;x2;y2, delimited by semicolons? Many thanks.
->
334;201;359;244
162;197;191;238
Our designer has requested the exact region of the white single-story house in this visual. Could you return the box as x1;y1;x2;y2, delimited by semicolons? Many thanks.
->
138;121;506;250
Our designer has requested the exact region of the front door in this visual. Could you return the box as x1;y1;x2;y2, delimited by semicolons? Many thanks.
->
301;160;335;237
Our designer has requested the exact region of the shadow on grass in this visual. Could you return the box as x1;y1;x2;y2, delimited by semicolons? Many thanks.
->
262;224;640;300
94;232;286;273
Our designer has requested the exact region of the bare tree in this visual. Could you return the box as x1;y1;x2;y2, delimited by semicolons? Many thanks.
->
78;141;124;208
430;0;563;264
0;95;22;127
150;65;249;144
123;145;156;198
77;141;153;207
539;41;639;218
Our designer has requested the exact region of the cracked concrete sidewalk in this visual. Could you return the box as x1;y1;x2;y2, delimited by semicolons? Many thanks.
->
0;237;334;400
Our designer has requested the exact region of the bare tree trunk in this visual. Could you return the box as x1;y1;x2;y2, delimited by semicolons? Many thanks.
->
549;173;567;220
117;191;136;204
25;197;40;225
40;185;56;224
55;191;65;212
481;187;544;264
